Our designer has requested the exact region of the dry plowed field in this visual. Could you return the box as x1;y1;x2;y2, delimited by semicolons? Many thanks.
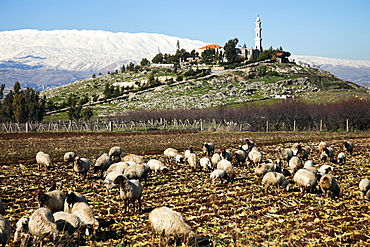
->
1;131;370;246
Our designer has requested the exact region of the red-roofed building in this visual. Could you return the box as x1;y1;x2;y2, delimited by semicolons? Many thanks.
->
199;44;223;50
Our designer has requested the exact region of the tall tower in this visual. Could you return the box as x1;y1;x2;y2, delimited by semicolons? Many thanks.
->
254;16;262;51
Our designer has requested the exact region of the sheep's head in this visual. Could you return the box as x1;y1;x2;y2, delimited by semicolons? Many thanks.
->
66;192;78;205
34;189;46;207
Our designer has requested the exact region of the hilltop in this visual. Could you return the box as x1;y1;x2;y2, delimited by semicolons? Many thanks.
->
42;61;369;120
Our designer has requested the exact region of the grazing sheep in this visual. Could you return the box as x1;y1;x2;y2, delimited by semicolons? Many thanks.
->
203;142;215;156
293;169;317;193
36;151;53;171
53;211;86;235
343;141;353;155
73;157;90;179
70;202;99;235
318;164;334;177
187;153;199;172
104;171;123;189
122;154;144;164
337;152;346;165
28;207;58;244
64;192;89;214
303;160;318;175
0;199;4;215
0;215;10;247
106;162;130;174
211;153;222;169
216;160;235;181
240;138;255;151
210;169;228;184
199;157;212;171
109;146;123;162
93;153;113;178
262;172;290;194
220;147;232;161
63;152;76;166
319;174;340;198
164;148;184;164
147;159;168;174
233;146;248;167
254;161;277;179
292;144;310;160
124;163;151;185
288;156;303;173
14;217;30;247
248;147;263;166
114;175;143;213
320;147;335;162
318;141;328;154
34;188;66;213
149;206;195;246
276;147;293;164
359;178;370;199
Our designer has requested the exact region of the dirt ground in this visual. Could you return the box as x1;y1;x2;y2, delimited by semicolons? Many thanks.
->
1;131;370;246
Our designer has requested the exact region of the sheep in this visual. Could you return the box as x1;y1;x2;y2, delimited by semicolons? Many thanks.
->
64;192;89;214
216;160;235;181
288;156;303;173
292;143;310;160
358;178;370;199
203;142;215;156
211;153;222;169
0;215;10;247
220;147;232;161
164;148;184;164
303;160;318;175
318;164;334;176
147;159;168;174
123;163;151;185
0;199;4;215
187;153;199;172
248;147;263;166
149;206;195;246
73;156;90;179
276;147;293;164
122;154;144;164
199;157;212;171
320;147;335;162
53;211;86;235
293;169;317;193
109;146;123;162
63;151;76;166
104;171;123;189
318;141;328;154
70;202;99;235
240;138;255;151
337;152;346;165
36;151;53;171
34;188;66;213
233;146;247;167
319;174;340;198
106;162;130;174
113;175;143;213
262;172;290;194
14;217;30;247
93;153;113;178
210;169;228;184
343;141;353;155
28;207;58;244
254;161;277;179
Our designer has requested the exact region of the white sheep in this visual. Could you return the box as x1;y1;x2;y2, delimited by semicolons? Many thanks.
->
288;156;303;173
122;154;144;164
233;146;247;167
320;147;335;162
73;156;90;179
0;215;10;247
28;207;58;244
292;143;310;160
187;153;199;172
184;146;195;160
149;206;195;246
164;148;184;164
36;151;53;171
63;151;76;166
106;162;129;174
337;152;346;165
240;138;255;151
70;202;99;235
104;171;123;189
248;147;263;166
210;169;228;184
318;164;334;176
203;142;215;156
319;174;340;198
359;178;370;199
53;211;86;235
318;141;328;154
109;146;123;162
211;153;222;169
114;175;143;213
293;169;317;193
303;160;318;175
262;172;290;194
276;147;293;164
34;188;66;213
216;160;235;180
14;217;30;247
147;159;168;174
199;157;212;171
64;192;89;214
124;163;151;185
343;141;353;155
254;161;276;179
93;153;113;178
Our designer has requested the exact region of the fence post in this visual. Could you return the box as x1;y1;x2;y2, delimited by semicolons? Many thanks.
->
109;121;113;132
200;119;203;131
26;122;29;133
293;120;296;131
346;119;349;132
320;119;323;131
266;121;269;132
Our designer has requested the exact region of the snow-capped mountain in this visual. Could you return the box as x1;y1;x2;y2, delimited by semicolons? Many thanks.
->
0;29;207;90
291;55;370;87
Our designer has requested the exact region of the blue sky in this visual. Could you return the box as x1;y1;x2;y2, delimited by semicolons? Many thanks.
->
1;0;369;61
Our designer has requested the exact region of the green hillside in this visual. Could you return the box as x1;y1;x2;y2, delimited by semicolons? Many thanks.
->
42;62;370;120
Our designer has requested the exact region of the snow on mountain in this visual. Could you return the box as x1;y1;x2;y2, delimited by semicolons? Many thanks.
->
291;55;370;87
0;29;207;90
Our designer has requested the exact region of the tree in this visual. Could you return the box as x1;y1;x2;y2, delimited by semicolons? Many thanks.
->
82;107;93;121
152;53;163;64
201;48;215;63
0;84;4;99
13;81;21;94
224;38;239;63
126;62;135;71
140;58;150;66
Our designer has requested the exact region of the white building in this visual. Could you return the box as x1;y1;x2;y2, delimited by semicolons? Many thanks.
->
236;16;263;60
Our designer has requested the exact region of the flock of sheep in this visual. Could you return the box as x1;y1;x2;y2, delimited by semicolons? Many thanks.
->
0;137;368;246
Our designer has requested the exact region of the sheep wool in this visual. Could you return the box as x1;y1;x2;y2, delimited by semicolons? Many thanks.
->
319;174;340;198
122;154;144;164
187;153;199;171
28;207;58;243
106;162;129;174
109;146;123;162
53;211;86;235
14;217;30;246
73;157;90;179
104;171;123;189
149;206;194;246
35;188;66;213
359;178;370;199
0;215;10;247
248;147;263;166
233;147;248;167
199;157;212;171
262;172;290;194
93;153;113;178
289;156;303;173
64;192;89;214
203;142;215;156
254;162;276;178
71;202;99;235
210;169;227;184
147;159;168;173
124;163;151;184
211;153;222;168
63;152;76;166
36;151;53;171
337;152;346;165
344;141;353;155
293;169;317;193
276;147;293;164
114;175;143;213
